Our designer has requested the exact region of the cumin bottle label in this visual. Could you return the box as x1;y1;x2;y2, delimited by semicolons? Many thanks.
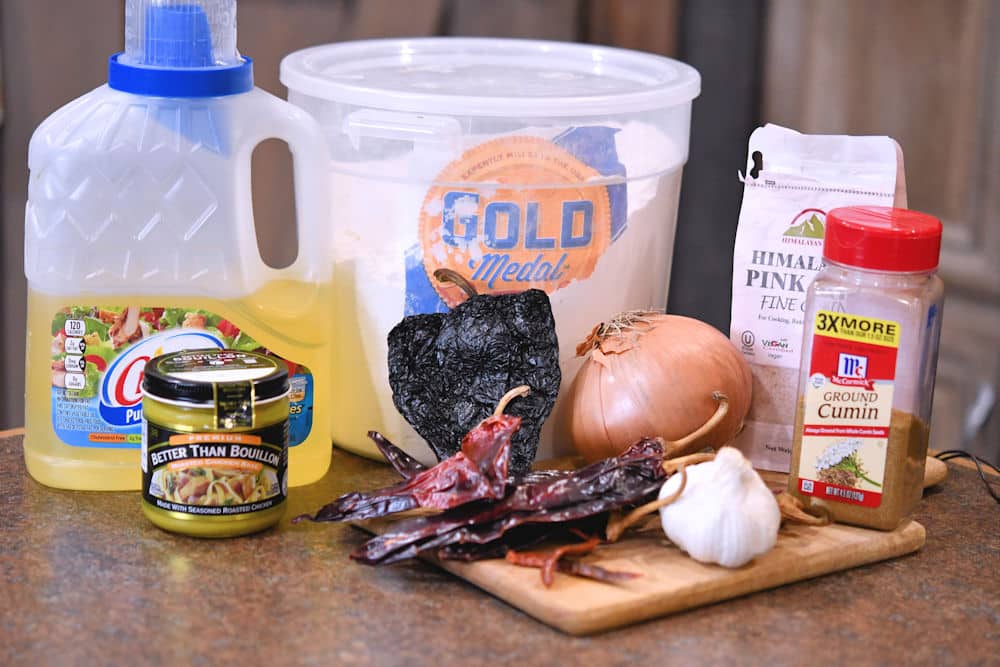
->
795;310;900;508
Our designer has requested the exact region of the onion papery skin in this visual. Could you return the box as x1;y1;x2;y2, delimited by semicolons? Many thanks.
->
567;314;752;462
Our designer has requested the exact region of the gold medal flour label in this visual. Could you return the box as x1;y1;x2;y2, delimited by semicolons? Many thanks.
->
796;310;901;507
416;135;613;308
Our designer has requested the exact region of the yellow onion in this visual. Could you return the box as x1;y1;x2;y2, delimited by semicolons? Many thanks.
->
566;312;752;462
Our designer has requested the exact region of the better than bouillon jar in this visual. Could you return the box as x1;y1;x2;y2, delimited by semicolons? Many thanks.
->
789;206;943;530
141;349;289;537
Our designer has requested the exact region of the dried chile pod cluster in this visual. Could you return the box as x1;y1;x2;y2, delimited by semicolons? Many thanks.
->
351;437;666;565
387;289;560;474
299;425;668;566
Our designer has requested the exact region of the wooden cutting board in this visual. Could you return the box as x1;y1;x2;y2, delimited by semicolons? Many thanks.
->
386;519;925;636
361;461;944;635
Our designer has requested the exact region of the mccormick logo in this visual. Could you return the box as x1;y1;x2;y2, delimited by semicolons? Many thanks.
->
833;352;874;389
781;208;825;247
418;136;612;307
838;352;868;378
98;330;224;426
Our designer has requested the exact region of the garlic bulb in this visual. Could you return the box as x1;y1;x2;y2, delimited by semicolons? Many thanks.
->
659;446;780;568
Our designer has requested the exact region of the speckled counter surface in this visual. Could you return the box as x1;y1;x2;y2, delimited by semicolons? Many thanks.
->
2;433;997;666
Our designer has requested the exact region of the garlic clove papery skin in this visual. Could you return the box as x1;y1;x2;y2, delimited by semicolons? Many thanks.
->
658;447;781;568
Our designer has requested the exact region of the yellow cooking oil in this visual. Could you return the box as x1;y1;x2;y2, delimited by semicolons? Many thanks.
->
24;280;332;491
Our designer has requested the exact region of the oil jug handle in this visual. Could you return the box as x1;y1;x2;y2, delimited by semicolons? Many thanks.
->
236;89;332;285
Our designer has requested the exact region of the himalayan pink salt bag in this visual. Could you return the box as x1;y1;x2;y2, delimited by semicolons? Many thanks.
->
730;124;907;471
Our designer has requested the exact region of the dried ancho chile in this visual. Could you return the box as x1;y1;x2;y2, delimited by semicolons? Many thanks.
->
387;273;560;474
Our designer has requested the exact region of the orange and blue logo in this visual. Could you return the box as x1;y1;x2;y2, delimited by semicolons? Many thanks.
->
99;330;224;426
407;130;625;313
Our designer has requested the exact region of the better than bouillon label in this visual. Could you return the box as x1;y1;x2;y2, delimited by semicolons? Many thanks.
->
796;310;900;508
142;422;288;516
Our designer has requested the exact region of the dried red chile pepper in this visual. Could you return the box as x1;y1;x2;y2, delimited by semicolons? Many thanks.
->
300;385;734;582
434;520;602;561
506;550;639;585
387;288;560;474
503;536;639;587
297;387;673;579
369;431;426;480
295;415;520;523
351;438;668;565
297;416;668;569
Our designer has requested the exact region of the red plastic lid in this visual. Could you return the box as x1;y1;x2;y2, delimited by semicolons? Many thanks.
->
824;206;942;272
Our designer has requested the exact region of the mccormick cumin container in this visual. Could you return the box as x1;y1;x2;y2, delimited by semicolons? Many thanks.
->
141;349;290;538
789;207;944;530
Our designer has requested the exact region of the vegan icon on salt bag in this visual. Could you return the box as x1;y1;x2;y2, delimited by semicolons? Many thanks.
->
729;124;907;472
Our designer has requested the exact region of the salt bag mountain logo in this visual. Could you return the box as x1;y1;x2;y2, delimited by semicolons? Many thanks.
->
409;130;625;312
782;208;826;246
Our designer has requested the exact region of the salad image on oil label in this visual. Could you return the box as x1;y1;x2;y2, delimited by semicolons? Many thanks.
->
814;439;883;489
50;307;263;395
49;305;313;449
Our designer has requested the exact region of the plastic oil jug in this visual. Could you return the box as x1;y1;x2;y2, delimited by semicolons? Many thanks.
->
23;0;333;490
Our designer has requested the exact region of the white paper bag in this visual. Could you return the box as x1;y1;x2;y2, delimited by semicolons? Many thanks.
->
730;124;905;471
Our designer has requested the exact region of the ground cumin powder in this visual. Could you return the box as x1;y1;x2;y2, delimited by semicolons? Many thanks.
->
789;401;930;531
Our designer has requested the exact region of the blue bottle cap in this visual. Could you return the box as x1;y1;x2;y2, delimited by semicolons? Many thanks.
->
109;1;252;98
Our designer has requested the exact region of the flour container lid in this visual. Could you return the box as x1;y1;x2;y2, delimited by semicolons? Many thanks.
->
279;38;700;118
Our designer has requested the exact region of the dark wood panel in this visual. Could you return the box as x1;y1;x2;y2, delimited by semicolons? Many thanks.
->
587;0;680;56
763;0;991;258
666;0;766;332
446;0;580;40
931;297;1000;462
240;0;445;98
0;0;123;428
761;0;1000;460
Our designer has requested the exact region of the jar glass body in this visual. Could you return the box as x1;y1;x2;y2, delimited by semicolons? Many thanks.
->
789;259;944;530
142;395;289;538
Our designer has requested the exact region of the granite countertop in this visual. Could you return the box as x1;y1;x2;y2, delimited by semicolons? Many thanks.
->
2;431;997;666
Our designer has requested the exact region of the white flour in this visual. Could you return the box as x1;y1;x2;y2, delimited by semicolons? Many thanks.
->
327;122;685;463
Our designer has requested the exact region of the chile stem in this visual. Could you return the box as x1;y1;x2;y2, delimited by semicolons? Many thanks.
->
433;268;478;300
605;465;690;542
494;385;531;417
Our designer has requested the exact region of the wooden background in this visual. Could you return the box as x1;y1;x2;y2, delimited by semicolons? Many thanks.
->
1;0;997;461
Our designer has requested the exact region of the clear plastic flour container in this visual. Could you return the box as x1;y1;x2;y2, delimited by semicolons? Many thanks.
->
280;38;700;462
